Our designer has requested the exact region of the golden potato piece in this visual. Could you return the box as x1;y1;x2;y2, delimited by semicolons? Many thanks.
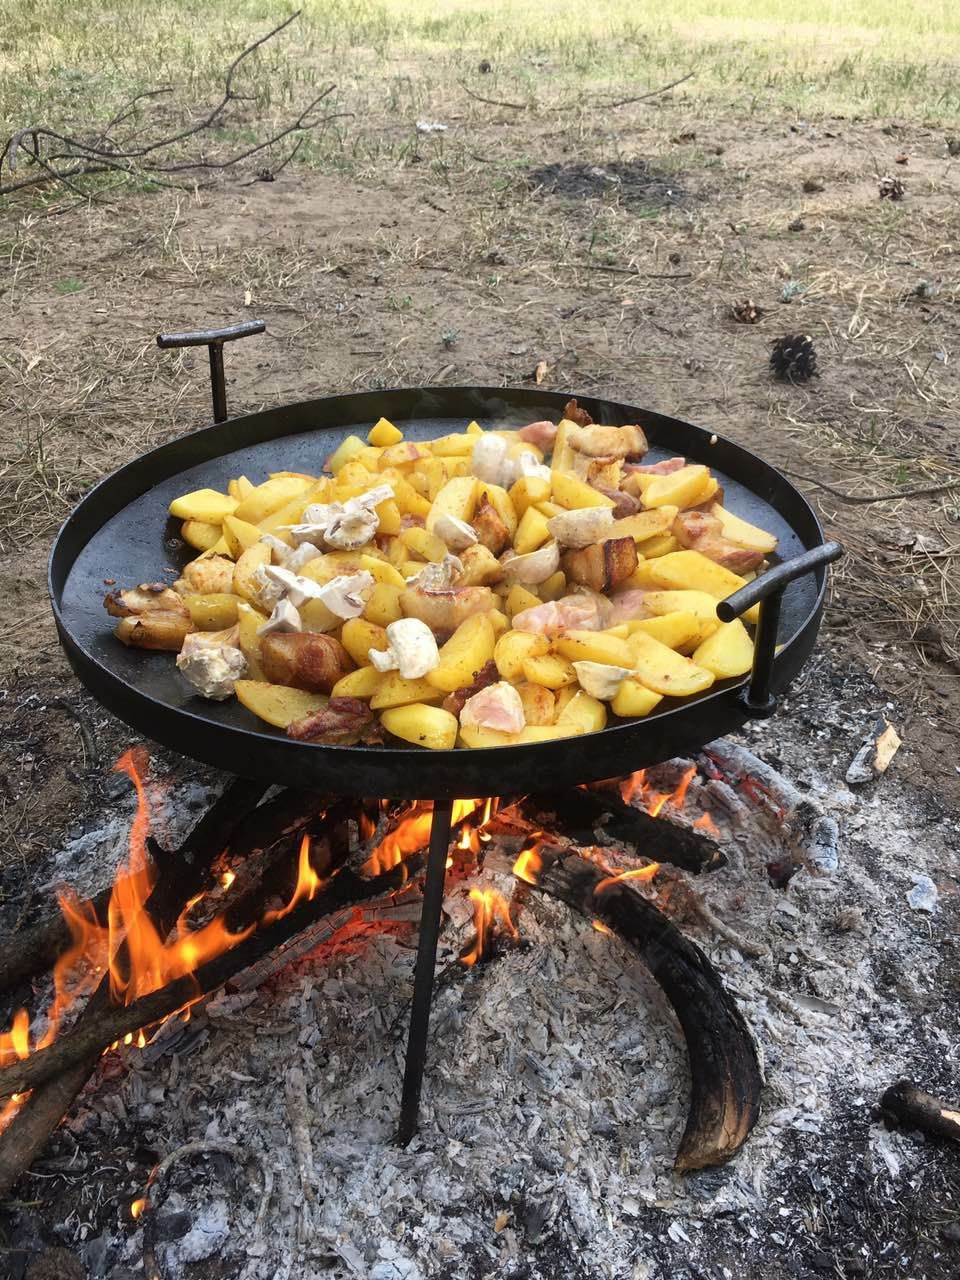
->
169;488;238;523
381;703;458;750
627;631;715;697
114;612;192;651
182;593;241;631
235;679;328;729
692;619;755;678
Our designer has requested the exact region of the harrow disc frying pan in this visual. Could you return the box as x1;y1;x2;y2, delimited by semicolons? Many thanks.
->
49;372;837;799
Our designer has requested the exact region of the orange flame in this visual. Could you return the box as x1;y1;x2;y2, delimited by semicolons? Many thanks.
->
131;1197;146;1220
619;763;701;821
595;862;660;894
592;919;614;936
512;841;544;885
693;812;719;835
460;889;518;967
220;870;236;890
363;799;485;877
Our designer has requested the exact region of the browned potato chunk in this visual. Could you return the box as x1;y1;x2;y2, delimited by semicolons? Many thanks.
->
472;494;510;555
114;612;193;650
561;536;638;593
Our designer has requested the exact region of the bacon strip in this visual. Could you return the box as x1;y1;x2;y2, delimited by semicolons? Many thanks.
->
442;659;499;716
287;696;374;743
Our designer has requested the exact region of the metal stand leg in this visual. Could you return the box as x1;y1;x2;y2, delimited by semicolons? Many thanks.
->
397;797;454;1146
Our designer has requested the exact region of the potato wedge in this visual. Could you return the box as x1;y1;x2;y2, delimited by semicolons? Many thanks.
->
611;678;664;718
554;630;636;668
692;619;755;678
400;526;448;563
538;569;566;601
340;617;389;667
516;681;556;726
514;506;551;555
509;474;551;517
640;465;713;511
426;614;496;693
494;629;549;681
381;703;458;750
551;470;615;511
183;593;241;631
368;417;403;447
327;434;367;474
637;550;759;623
235;679;328;728
609;508;676;544
709;504;779;554
222;515;264;558
181;519;224;553
364;582;404;627
521;652;577;689
233;476;313;525
331;666;383;700
233;542;272;604
169;488;238;523
370;674;445;710
236;602;267;679
628;611;704;653
425;476;479;533
627;631;715;697
556;690;607;734
505;584;541;617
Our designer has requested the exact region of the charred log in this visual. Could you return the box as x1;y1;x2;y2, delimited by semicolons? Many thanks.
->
880;1080;960;1144
529;850;761;1171
523;788;726;874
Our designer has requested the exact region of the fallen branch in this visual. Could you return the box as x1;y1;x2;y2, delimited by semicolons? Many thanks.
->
528;850;762;1170
0;12;343;198
782;469;960;505
458;81;528;111
880;1080;960;1143
600;72;696;109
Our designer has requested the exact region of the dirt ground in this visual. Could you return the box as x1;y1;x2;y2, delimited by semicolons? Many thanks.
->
2;101;958;861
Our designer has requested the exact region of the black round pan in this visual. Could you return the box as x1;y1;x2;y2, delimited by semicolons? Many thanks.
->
49;386;830;799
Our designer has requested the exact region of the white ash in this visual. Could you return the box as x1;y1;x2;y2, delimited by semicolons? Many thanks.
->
16;657;960;1279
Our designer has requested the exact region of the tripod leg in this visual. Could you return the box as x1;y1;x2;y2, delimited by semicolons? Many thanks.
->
396;797;454;1146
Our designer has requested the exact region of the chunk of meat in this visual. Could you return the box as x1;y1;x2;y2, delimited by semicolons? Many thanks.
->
604;589;651;625
442;659;499;716
562;536;638;593
512;594;605;636
260;631;354;693
672;512;765;573
471;494;510;555
399;584;499;632
460;681;525;734
570;424;648;460
287;696;374;743
518;419;558;450
104;583;188;618
590;484;640;519
563;397;593;427
627;456;686;475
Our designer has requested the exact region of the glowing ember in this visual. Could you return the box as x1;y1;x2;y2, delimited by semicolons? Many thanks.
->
130;1197;146;1220
220;870;236;890
693;812;720;835
460;889;518;967
592;919;614;936
595;862;660;894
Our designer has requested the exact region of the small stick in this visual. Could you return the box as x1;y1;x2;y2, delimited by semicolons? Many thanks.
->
601;71;696;109
880;1080;960;1143
284;1065;315;1208
689;898;769;959
141;1139;269;1280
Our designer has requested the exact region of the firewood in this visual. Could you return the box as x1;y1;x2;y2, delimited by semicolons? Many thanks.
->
523;788;726;874
0;856;425;1106
880;1080;960;1143
528;850;761;1171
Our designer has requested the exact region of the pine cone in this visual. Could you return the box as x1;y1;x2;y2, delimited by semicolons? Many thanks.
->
879;175;905;200
731;298;763;324
770;334;817;382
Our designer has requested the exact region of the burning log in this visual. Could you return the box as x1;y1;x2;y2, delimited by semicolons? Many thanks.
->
879;1080;960;1144
0;857;424;1106
519;848;761;1170
0;781;328;995
523;786;726;874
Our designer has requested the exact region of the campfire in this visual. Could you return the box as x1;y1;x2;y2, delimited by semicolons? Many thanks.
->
0;743;784;1199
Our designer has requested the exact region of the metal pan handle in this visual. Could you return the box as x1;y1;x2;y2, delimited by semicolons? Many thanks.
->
157;319;266;424
717;540;843;717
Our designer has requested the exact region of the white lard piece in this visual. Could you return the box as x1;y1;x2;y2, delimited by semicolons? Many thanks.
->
368;618;439;679
176;631;247;700
285;484;394;550
460;682;526;734
470;433;509;484
572;660;634;700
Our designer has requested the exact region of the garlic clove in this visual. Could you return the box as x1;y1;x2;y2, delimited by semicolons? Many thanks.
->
433;513;479;552
500;540;560;585
572;660;634;700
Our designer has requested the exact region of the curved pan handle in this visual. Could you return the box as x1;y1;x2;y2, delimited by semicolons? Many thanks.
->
717;540;843;718
157;319;266;424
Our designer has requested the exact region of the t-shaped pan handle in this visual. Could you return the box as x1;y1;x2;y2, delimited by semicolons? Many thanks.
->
157;319;266;423
717;540;843;717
